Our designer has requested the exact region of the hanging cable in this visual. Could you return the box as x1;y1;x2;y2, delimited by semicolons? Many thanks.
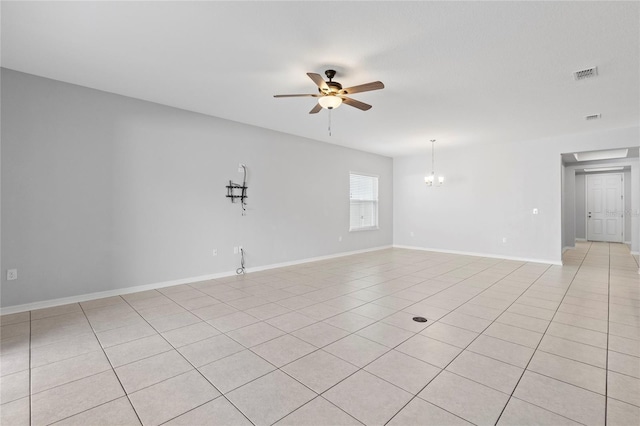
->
240;165;247;216
236;247;245;274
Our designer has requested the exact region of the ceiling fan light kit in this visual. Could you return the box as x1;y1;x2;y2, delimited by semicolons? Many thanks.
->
318;95;342;109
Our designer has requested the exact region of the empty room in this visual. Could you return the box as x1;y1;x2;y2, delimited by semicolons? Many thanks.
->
1;1;639;426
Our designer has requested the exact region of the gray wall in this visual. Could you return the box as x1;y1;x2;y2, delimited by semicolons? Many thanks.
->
393;126;640;263
575;174;586;240
625;169;632;241
1;69;393;307
562;166;576;250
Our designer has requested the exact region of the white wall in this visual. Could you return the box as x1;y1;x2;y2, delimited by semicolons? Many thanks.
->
393;126;640;263
1;69;393;307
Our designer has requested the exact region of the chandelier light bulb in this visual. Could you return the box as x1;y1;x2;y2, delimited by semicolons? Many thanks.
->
424;173;434;186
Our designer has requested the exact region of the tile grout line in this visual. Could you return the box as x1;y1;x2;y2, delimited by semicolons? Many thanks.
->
149;265;424;425
290;249;632;422
541;317;607;336
531;346;606;371
246;259;488;422
209;254;495;365
257;253;630;412
365;265;557;393
505;369;605;400
384;260;557;425
266;255;516;425
116;297;257;426
13;247;634;425
269;396;365;426
22;302;263;424
459;308;638;379
79;301;145;426
26;302;140;425
372;262;549;423
33;296;222;424
202;255;511;424
505;394;590;425
493;241;595;425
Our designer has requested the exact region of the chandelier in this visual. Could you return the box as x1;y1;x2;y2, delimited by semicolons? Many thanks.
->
425;139;444;186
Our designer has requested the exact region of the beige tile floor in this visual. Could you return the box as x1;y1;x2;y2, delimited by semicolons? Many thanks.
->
1;242;639;425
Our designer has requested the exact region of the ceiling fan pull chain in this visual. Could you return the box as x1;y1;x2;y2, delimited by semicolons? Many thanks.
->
328;108;332;136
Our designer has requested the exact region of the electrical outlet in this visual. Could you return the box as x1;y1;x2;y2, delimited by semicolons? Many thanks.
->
212;249;217;257
238;245;243;253
233;247;238;254
502;237;507;243
533;208;539;215
238;163;245;173
7;269;17;281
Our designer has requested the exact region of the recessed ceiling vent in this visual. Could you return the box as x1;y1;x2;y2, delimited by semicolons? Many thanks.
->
574;67;598;81
585;114;601;120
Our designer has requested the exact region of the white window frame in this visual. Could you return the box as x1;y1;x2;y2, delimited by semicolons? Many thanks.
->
349;172;379;232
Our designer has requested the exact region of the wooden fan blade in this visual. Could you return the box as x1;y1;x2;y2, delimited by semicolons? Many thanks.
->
274;94;319;98
339;81;384;95
307;73;330;92
309;103;323;114
341;96;372;111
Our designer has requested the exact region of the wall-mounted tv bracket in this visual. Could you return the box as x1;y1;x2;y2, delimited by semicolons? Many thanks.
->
226;164;247;215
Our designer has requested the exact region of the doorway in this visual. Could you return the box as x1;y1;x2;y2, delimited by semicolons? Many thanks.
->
586;173;624;242
560;147;639;260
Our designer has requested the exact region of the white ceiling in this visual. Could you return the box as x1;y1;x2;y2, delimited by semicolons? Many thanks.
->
2;1;639;157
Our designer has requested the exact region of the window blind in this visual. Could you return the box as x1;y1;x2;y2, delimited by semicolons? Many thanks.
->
350;173;379;231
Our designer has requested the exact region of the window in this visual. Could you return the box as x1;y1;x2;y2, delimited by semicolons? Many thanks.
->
350;173;379;231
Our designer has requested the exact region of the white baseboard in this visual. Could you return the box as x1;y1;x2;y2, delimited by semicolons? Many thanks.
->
0;245;393;315
1;273;234;315
245;245;393;273
631;251;639;256
624;241;632;245
393;244;562;266
575;238;587;242
563;246;575;253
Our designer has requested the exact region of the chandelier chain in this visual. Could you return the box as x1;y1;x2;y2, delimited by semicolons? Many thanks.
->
431;139;435;176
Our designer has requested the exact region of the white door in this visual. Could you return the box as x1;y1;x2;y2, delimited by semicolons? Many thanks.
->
587;173;624;242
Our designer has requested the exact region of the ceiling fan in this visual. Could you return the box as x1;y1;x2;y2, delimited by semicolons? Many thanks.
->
274;70;384;114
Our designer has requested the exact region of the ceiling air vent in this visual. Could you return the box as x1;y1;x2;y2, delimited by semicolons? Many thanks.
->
574;67;598;80
585;114;601;120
